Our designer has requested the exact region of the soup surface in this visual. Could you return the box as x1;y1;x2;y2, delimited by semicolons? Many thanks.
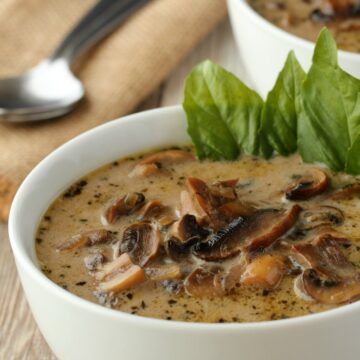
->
248;0;360;52
36;148;360;323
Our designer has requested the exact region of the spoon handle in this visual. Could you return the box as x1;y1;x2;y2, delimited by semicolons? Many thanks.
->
50;0;149;64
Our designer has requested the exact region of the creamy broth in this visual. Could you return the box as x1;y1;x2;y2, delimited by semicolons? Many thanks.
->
36;148;360;323
248;0;360;52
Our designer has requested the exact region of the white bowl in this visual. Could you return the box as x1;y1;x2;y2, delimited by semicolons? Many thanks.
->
9;106;360;360
227;0;360;97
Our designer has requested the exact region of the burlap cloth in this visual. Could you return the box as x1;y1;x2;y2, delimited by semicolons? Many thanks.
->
0;0;227;221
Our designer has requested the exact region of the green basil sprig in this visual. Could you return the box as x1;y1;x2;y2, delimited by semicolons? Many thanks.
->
183;28;360;175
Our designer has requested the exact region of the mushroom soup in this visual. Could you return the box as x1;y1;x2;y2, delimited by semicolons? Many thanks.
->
36;148;360;323
248;0;360;52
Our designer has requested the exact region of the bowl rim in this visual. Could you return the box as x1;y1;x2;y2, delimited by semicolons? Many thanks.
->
8;105;360;332
233;0;360;60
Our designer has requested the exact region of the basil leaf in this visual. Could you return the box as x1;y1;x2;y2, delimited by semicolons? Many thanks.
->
346;134;360;174
258;131;273;159
182;28;360;175
298;28;360;171
348;93;360;144
261;51;305;156
183;60;263;159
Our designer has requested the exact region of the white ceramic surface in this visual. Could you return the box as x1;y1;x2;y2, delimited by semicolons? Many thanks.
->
227;0;360;97
9;106;360;360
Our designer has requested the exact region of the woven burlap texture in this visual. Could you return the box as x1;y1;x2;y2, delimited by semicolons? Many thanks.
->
0;0;227;221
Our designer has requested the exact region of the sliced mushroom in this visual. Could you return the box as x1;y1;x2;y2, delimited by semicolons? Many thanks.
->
193;217;246;261
330;182;360;200
105;192;145;224
145;264;182;281
290;224;348;244
137;199;175;227
180;190;207;222
184;177;214;224
121;223;160;267
297;268;360;304
164;239;197;261
293;275;314;302
213;260;246;293
169;214;210;243
184;266;225;298
184;177;254;229
128;163;160;178
245;205;302;253
310;226;349;243
96;253;145;294
129;150;194;178
164;222;209;261
216;201;255;220
298;205;344;230
285;169;328;201
84;252;105;271
319;0;360;16
217;178;239;188
240;254;286;289
57;229;112;252
193;205;301;261
157;215;176;228
209;180;238;203
137;200;165;220
165;215;210;261
292;234;355;280
292;232;360;303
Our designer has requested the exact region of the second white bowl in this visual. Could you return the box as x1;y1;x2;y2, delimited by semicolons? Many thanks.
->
227;0;360;97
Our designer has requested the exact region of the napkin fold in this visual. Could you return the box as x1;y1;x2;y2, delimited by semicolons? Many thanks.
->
0;0;227;221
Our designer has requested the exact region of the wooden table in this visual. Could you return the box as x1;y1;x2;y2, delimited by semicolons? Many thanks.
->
0;19;247;359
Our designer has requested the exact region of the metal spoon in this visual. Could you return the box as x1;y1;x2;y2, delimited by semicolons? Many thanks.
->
0;0;148;122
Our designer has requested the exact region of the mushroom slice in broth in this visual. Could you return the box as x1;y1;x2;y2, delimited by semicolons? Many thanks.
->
193;205;301;261
298;269;360;304
184;177;252;229
129;150;194;178
105;192;145;224
245;205;302;253
121;223;160;267
137;200;165;220
164;214;210;261
241;254;286;289
298;205;344;230
330;181;360;200
56;229;112;252
285;169;328;201
214;262;245;293
293;235;360;304
320;0;360;16
169;214;209;243
145;264;182;282
184;266;225;298
292;234;355;280
96;253;145;294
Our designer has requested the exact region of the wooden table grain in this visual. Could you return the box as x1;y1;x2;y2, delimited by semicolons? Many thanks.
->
0;19;247;359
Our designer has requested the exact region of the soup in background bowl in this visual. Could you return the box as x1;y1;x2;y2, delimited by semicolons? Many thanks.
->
248;0;360;53
227;0;360;96
8;106;360;360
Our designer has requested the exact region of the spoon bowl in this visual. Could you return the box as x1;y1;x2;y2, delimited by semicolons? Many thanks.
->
0;0;148;122
0;60;84;122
